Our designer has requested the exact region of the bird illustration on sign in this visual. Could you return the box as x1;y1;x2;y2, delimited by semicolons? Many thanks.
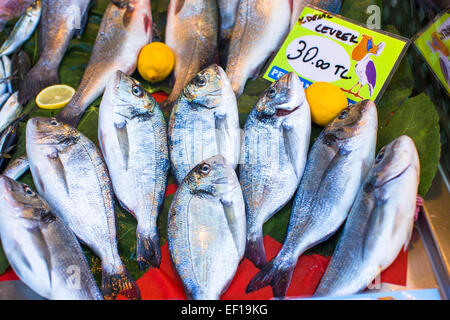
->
342;34;385;100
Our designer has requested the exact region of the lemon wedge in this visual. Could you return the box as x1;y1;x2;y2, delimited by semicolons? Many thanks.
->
36;85;76;110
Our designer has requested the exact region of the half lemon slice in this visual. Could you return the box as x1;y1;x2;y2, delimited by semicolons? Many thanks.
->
36;85;76;110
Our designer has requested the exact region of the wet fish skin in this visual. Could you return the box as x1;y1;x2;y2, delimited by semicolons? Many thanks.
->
2;55;13;93
0;92;22;133
225;0;291;97
19;0;91;106
0;0;35;30
98;71;169;270
0;1;42;58
57;0;152;128
247;100;378;298
290;0;342;30
218;0;240;42
0;175;104;300
168;155;246;300
3;155;29;180
314;135;420;297
0;120;18;172
162;0;219;112
26;117;140;300
240;72;311;268
168;64;240;185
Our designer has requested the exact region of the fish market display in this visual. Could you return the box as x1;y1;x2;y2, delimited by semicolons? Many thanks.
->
0;175;104;300
240;72;311;268
19;0;91;106
26;117;140;300
314;135;420;297
0;92;22;133
98;71;169;270
247;100;378;298
0;0;36;31
0;1;42;58
225;0;291;97
168;155;246;300
168;64;240;185
3;155;29;180
162;0;219;112
289;0;342;30
56;0;152;128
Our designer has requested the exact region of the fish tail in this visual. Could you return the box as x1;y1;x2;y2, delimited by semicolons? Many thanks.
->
159;93;177;113
19;63;59;105
55;98;85;128
101;263;141;300
136;230;161;270
246;257;295;298
245;231;267;268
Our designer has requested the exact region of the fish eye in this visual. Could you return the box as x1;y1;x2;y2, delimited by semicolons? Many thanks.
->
24;187;35;197
199;163;211;175
338;109;350;119
195;75;207;87
132;85;144;97
267;87;277;98
50;119;59;126
375;148;385;164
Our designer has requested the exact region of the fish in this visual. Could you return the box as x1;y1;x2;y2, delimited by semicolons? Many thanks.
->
0;175;104;300
2;155;29;180
2;55;13;93
11;51;32;92
314;135;420;297
225;0;291;97
246;100;378;298
0;120;18;172
25;117;140;300
289;0;342;30
98;71;169;270
0;60;7;95
0;92;10;107
0;0;36;31
56;0;152;128
0;92;22;133
18;0;91;106
168;64;240;185
161;0;219;112
239;72;311;268
0;0;42;58
217;0;239;65
167;155;246;300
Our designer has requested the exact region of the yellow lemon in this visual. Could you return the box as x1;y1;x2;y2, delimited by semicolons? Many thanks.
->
305;82;349;127
36;85;75;110
137;42;175;83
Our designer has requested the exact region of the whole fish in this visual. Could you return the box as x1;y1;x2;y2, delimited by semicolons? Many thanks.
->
56;0;152;128
168;155;246;300
168;64;240;185
0;92;22;133
0;120;18;172
0;175;104;300
240;72;311;268
225;0;291;97
18;0;91;106
314;135;420;297
290;0;342;30
0;1;42;58
98;71;169;270
3;155;29;180
217;0;239;65
162;0;219;112
247;100;378;298
26;117;140;300
0;0;36;31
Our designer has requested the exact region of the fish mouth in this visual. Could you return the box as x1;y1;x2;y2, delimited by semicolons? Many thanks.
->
276;106;299;117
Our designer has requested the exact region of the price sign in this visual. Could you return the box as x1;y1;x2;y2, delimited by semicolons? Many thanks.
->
264;6;410;104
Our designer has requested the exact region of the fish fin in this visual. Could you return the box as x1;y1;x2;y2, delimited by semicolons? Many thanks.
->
174;0;186;15
245;232;267;269
246;257;294;298
221;197;246;259
73;5;90;38
361;198;386;260
114;121;130;171
282;122;302;179
136;230;161;270
215;113;229;161
19;63;59;105
101;264;141;300
47;149;70;195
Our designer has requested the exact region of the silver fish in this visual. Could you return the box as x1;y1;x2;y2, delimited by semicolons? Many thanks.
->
98;71;169;270
0;175;104;300
289;0;342;30
56;0;152;128
0;1;42;58
168;155;246;300
2;55;13;93
314;135;420;297
0;0;36;31
168;64;240;185
0;120;18;172
247;100;378;298
25;117;140;300
240;72;311;268
0;92;10;107
225;0;291;97
162;0;219;112
3;155;29;180
19;0;91;106
0;92;22;133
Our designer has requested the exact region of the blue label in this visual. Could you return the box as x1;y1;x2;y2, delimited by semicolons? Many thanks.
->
267;66;289;80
